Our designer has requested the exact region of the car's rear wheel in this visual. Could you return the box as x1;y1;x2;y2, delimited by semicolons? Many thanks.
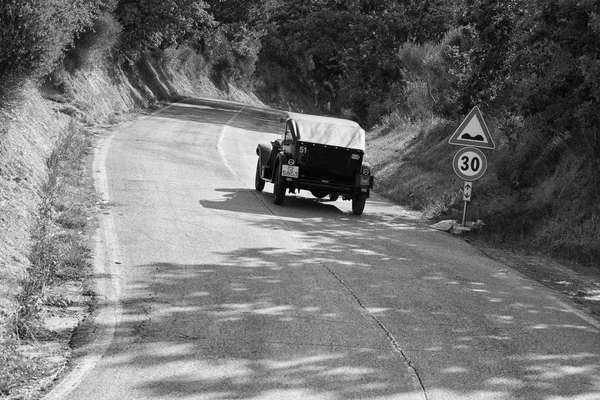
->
329;194;339;201
311;191;328;199
273;164;286;205
255;158;265;191
352;195;366;215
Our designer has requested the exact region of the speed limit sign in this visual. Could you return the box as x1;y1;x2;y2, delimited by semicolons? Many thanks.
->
452;147;487;181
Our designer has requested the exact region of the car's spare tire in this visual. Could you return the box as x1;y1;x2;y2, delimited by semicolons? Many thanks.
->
311;191;328;199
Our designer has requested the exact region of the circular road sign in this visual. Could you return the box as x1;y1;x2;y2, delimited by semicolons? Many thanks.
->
452;147;488;181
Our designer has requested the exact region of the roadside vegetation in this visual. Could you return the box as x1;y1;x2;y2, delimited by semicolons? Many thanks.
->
0;0;598;397
363;5;600;267
253;0;600;267
1;123;96;398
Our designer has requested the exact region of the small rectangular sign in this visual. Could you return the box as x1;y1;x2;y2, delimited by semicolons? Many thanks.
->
463;181;473;202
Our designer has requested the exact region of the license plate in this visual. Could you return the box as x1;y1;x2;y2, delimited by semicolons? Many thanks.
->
281;165;299;178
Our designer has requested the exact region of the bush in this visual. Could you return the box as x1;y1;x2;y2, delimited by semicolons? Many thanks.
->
398;35;462;120
0;0;102;100
537;209;600;265
199;23;263;89
116;0;213;59
64;11;122;71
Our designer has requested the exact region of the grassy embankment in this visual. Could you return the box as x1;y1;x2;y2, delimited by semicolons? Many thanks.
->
0;46;261;398
367;94;600;269
364;37;599;271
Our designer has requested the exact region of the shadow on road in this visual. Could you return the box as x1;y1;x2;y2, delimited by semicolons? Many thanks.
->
106;256;600;399
98;187;600;399
200;188;347;217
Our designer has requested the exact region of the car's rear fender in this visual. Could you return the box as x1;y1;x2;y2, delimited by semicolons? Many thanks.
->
256;144;273;179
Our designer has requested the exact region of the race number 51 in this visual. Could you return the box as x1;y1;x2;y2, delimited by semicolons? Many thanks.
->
452;147;487;181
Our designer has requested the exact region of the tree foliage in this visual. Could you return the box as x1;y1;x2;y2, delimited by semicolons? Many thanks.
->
115;0;213;57
204;0;265;25
258;0;413;124
0;0;104;99
458;0;600;187
3;0;599;167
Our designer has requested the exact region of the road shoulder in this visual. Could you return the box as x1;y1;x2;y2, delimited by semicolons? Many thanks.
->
472;240;600;321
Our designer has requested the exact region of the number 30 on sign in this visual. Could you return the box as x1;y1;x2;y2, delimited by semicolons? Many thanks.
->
452;147;487;181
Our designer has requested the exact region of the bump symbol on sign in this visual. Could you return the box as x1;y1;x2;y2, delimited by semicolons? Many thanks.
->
448;106;495;149
461;133;484;142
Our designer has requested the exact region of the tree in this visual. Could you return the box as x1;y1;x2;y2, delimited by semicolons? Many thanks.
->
258;0;410;124
455;0;528;111
115;0;213;56
204;0;264;25
0;0;104;100
522;1;600;129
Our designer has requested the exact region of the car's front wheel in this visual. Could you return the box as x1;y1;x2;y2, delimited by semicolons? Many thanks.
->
329;194;339;201
273;164;286;205
352;195;367;215
255;158;265;191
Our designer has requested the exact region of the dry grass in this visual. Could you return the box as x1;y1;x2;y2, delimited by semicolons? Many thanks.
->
0;116;97;398
366;112;461;218
0;83;69;339
0;84;75;398
13;123;95;339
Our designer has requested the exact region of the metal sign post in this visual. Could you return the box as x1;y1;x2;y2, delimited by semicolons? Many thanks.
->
462;181;472;227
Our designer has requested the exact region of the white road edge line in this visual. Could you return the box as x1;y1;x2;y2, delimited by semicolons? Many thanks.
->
217;106;247;183
43;103;177;399
553;297;600;330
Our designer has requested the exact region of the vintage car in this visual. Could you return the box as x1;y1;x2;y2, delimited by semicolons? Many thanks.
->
255;112;374;215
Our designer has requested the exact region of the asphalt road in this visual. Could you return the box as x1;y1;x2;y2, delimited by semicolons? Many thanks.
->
47;99;600;400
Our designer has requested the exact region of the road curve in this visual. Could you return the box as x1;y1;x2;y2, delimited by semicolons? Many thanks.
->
46;99;600;400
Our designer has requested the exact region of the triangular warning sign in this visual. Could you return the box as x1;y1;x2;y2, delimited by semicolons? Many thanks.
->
448;106;495;149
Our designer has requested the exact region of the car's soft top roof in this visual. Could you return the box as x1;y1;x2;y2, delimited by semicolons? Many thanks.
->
288;112;365;150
